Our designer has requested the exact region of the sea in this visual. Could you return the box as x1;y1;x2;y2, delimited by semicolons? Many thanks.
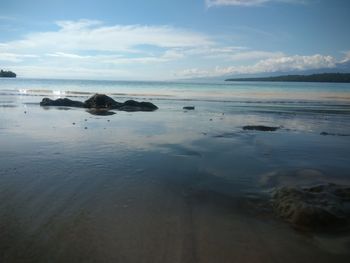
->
1;78;350;262
1;77;350;101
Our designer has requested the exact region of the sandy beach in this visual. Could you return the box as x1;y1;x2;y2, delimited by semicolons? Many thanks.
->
0;82;350;262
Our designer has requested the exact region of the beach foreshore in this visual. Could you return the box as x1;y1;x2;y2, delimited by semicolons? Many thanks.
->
1;89;350;262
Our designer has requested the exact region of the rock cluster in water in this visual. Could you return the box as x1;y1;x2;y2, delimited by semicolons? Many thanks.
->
40;94;158;112
272;183;350;231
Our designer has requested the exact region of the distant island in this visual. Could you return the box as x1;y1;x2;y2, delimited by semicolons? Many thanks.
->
225;73;350;83
0;70;16;78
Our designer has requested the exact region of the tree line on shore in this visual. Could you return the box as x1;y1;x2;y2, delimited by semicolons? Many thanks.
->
0;70;16;78
226;73;350;83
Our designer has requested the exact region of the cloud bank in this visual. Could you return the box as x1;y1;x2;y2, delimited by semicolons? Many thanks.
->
177;54;337;78
0;19;344;80
206;0;306;7
2;19;211;54
0;20;212;79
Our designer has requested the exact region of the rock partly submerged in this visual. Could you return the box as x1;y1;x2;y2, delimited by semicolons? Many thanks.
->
183;106;195;110
272;183;350;231
84;94;122;109
40;98;85;108
40;94;158;112
320;132;350;137
243;125;280;131
119;100;159;112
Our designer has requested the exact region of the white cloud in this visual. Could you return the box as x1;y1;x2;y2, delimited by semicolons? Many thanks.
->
247;54;336;73
206;0;306;7
162;49;185;60
0;20;214;78
46;52;92;59
341;50;350;63
239;54;337;73
177;54;337;78
7;65;130;80
43;50;182;65
183;46;248;57
0;19;212;54
0;52;38;62
99;56;170;65
229;51;284;61
170;46;284;61
55;19;102;30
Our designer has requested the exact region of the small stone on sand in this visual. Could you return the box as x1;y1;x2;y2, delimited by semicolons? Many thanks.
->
243;125;280;132
183;106;195;110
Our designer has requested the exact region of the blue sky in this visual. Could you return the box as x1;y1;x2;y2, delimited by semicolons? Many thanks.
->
0;0;349;80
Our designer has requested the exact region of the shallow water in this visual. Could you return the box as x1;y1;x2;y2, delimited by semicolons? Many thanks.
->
1;78;350;102
1;79;350;262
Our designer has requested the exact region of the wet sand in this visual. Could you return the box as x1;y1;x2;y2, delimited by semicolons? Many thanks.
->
1;168;349;263
1;93;350;262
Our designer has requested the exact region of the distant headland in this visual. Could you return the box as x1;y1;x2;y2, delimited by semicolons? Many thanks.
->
0;70;16;78
225;73;350;83
0;70;17;78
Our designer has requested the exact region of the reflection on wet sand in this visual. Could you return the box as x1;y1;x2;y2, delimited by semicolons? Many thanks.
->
1;92;350;262
1;165;348;263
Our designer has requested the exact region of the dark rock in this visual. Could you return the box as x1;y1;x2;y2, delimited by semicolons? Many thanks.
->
183;106;195;110
40;94;158;112
40;98;85;107
243;125;280;131
84;94;122;109
272;183;350;231
320;132;350;137
118;100;158;112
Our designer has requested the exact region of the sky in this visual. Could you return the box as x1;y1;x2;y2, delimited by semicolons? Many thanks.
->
0;0;349;80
